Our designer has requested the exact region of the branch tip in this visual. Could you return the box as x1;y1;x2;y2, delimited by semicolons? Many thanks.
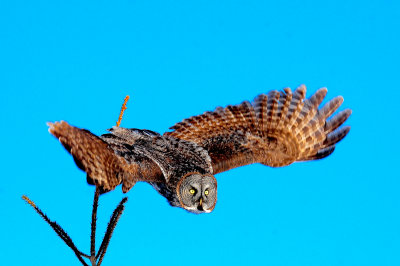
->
22;195;36;208
116;95;130;127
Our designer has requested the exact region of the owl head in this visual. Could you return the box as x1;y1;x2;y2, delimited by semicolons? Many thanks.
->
176;172;217;214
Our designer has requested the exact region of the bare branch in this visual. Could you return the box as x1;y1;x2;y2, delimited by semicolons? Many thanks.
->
96;197;128;265
90;187;100;265
22;195;89;266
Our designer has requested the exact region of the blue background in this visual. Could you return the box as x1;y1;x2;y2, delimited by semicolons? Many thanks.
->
1;1;399;265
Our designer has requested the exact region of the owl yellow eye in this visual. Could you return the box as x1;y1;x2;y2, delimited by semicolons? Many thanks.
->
204;190;209;196
189;189;195;194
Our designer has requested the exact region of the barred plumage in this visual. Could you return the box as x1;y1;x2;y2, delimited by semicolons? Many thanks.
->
48;85;351;213
166;85;351;172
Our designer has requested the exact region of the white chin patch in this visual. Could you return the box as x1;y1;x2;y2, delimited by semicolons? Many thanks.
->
184;206;212;214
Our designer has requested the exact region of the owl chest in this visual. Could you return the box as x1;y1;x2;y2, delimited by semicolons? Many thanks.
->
149;181;181;207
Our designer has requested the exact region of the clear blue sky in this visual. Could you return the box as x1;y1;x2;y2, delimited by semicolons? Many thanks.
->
1;1;399;265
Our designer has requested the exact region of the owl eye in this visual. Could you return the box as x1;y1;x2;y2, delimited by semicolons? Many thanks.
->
204;189;209;196
189;189;196;194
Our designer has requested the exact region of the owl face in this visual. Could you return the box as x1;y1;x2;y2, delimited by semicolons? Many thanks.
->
176;172;217;214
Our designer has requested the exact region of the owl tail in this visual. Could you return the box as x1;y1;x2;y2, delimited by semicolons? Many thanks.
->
47;121;137;193
254;85;351;166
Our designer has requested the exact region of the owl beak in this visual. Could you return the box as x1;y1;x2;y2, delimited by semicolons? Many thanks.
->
197;197;204;211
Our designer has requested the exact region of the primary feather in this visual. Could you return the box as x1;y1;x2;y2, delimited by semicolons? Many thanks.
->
165;85;351;174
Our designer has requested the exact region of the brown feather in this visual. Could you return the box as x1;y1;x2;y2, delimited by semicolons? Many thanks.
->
275;88;292;131
47;121;137;192
325;109;352;134
253;94;269;133
323;126;351;147
286;85;306;130
166;87;351;174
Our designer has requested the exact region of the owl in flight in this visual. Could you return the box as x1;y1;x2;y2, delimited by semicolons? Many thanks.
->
48;86;351;214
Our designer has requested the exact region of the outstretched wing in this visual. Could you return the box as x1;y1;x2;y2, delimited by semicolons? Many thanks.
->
165;86;351;174
48;121;161;193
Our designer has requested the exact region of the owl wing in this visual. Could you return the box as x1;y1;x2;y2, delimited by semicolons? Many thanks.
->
101;127;213;186
48;121;211;193
48;121;161;193
164;86;351;175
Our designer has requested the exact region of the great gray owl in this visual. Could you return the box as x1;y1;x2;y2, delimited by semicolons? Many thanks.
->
48;86;351;214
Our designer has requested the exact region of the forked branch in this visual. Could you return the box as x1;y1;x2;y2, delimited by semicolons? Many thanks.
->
22;189;128;266
96;197;128;265
24;96;132;265
22;195;90;266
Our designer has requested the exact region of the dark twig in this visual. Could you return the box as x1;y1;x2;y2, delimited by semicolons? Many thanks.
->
22;195;89;266
96;197;128;265
23;191;129;266
25;97;132;265
90;187;100;265
80;252;91;259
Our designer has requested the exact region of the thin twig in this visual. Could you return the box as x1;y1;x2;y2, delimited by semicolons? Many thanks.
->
24;187;129;265
90;187;100;265
96;197;128;265
80;252;91;259
22;195;89;266
116;95;130;127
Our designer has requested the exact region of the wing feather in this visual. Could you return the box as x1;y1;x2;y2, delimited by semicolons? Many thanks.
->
275;88;292;131
48;121;140;193
266;90;280;131
165;86;351;174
